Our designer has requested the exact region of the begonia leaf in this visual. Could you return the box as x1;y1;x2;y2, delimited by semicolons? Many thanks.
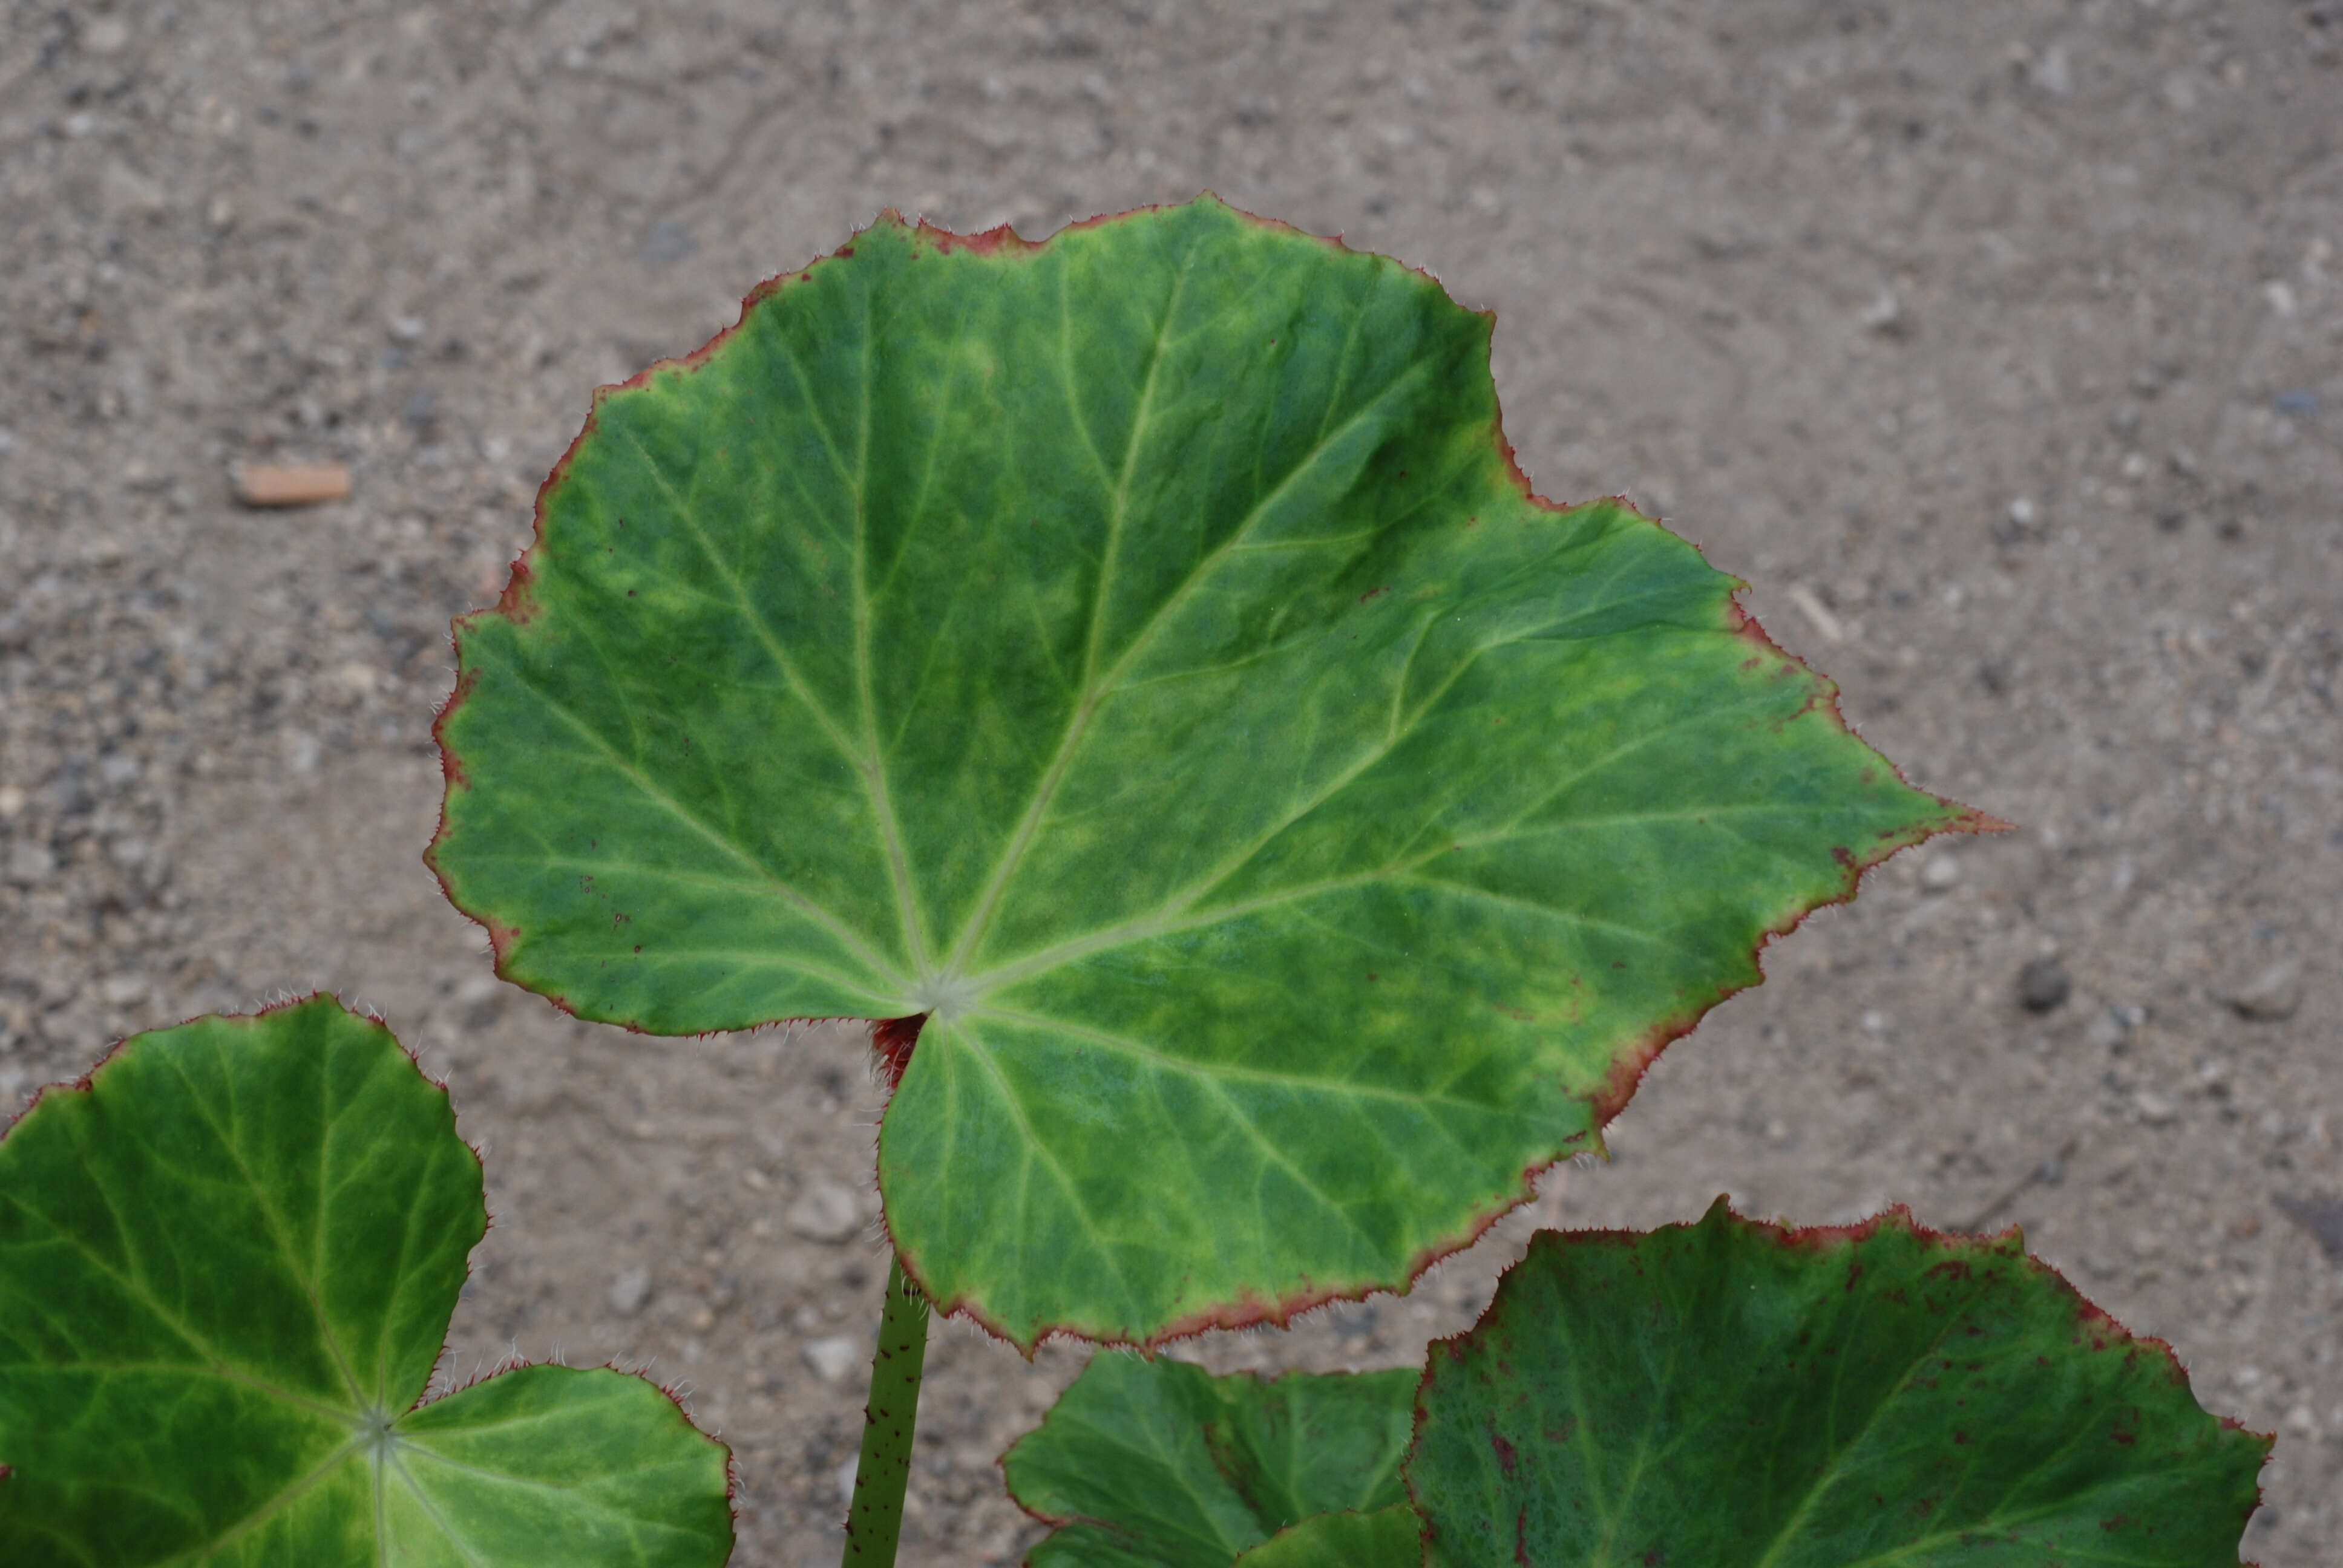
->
1001;1353;1413;1566
1409;1202;2267;1566
1228;1507;1418;1568
0;998;733;1566
428;195;1983;1346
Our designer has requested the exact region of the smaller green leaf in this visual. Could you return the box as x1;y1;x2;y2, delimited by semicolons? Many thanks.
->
1229;1507;1420;1567
1409;1200;2269;1568
1004;1353;1415;1567
0;998;733;1567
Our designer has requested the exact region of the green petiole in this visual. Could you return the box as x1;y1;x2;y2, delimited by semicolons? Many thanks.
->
841;1253;932;1566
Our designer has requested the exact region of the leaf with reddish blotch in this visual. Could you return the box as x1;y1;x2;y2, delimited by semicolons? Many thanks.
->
1002;1353;1415;1566
428;195;1986;1348
1409;1202;2267;1567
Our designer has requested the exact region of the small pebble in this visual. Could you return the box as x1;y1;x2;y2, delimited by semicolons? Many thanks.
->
2134;1091;2179;1126
2030;44;2071;95
454;972;503;1007
608;1266;652;1316
5;843;55;886
802;1334;862;1383
1921;854;1959;891
787;1179;866;1243
2017;957;2070;1013
2227;959;2302;1022
2273;1192;2343;1259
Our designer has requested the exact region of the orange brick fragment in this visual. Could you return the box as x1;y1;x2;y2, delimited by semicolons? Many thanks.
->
234;462;352;507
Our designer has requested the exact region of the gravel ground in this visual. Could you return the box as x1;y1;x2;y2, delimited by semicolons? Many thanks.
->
2;2;2339;1563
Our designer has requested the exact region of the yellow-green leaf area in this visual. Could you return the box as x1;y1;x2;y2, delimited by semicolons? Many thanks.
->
0;999;732;1566
430;196;1977;1347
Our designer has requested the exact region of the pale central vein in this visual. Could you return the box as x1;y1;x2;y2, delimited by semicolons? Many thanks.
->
939;327;1437;979
940;243;1194;976
1744;1275;1999;1568
481;647;906;991
962;680;1787;993
384;1446;490;1568
948;1030;1144;1315
615;425;860;762
973;1004;1494;1115
156;1050;367;1410
847;283;935;976
168;1432;366;1566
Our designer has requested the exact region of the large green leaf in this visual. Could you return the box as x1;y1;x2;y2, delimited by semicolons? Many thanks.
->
428;195;1981;1346
1001;1354;1415;1566
0;998;733;1566
1409;1202;2268;1566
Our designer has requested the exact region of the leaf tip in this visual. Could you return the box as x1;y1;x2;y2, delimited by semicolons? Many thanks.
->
913;215;1032;258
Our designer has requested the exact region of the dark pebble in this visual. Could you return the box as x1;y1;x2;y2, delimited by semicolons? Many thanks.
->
2017;957;2071;1013
2274;1192;2343;1260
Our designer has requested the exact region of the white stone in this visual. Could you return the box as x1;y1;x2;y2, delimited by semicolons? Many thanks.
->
608;1266;652;1316
803;1335;862;1384
787;1179;865;1243
6;843;54;885
2228;960;2302;1022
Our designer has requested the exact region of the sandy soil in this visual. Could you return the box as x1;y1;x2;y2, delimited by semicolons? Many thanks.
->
3;2;2339;1563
